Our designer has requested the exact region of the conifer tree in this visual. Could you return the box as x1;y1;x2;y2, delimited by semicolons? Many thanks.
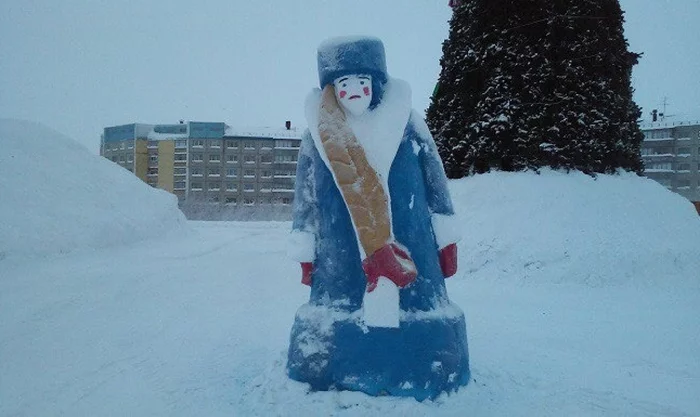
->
426;0;644;178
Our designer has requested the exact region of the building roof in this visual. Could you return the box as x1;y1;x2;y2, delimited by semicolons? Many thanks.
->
640;120;700;130
103;121;304;143
224;126;302;139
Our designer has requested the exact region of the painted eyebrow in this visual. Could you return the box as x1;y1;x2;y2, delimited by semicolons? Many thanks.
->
358;76;370;80
338;77;349;83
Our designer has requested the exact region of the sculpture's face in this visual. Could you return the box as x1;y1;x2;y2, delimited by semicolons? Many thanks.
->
333;74;372;116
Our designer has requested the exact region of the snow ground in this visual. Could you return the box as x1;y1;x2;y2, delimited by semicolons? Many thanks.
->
1;217;698;416
1;118;699;416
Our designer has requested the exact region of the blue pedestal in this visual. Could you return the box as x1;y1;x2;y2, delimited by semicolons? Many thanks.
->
287;303;470;401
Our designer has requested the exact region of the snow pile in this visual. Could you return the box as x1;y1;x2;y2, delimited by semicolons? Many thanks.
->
0;118;187;260
451;169;700;288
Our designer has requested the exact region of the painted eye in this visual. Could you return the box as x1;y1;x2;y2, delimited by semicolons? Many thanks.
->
342;83;347;87
360;81;365;85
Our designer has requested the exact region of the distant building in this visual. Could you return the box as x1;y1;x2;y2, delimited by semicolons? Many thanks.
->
640;120;700;205
100;121;302;217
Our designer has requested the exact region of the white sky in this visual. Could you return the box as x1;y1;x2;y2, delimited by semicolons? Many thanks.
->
1;0;698;153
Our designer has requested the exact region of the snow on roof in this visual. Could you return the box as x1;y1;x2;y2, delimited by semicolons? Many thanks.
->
224;126;303;139
640;119;700;130
147;130;189;140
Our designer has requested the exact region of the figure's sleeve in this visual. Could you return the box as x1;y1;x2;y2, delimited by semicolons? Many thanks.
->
410;111;462;249
288;131;318;262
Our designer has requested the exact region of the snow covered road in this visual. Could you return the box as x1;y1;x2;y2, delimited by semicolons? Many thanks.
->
1;221;698;416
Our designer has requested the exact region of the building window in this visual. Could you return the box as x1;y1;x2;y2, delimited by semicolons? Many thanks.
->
208;168;220;176
244;183;255;191
244;198;255;205
260;185;271;192
174;167;186;175
174;181;186;190
226;140;238;149
244;141;256;149
225;197;237;204
191;181;203;190
647;162;672;170
226;154;238;163
127;141;134;149
677;147;691;156
191;153;203;162
226;168;237;177
282;197;291;205
208;183;220;191
191;167;203;176
645;130;671;140
127;154;133;163
275;154;297;162
192;139;204;148
678;163;690;171
147;168;158;175
244;155;256;164
175;154;187;161
275;140;299;148
209;154;221;162
226;182;236;191
147;140;158;149
244;169;255;177
149;154;158;163
209;140;221;148
175;140;187;148
677;179;691;187
261;170;272;178
260;155;273;164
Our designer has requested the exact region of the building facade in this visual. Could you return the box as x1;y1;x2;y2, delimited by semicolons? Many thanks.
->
640;121;700;204
101;121;302;213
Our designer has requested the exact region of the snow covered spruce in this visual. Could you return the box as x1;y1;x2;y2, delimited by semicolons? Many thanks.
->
285;37;470;400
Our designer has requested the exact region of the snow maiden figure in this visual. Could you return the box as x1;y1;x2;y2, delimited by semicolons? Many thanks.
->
287;36;470;400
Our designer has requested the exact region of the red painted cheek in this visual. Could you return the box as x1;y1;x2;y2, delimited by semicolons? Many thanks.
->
363;87;370;96
339;90;347;99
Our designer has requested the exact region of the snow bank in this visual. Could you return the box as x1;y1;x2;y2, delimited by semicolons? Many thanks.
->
451;169;700;288
0;118;187;260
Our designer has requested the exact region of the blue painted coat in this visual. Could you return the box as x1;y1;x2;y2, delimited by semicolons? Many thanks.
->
287;83;470;401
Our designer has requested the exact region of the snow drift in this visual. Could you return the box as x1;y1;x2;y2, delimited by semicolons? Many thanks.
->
1;165;699;415
0;118;187;260
452;169;700;288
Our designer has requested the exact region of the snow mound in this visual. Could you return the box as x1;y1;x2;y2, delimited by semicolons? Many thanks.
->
451;169;700;288
0;118;187;260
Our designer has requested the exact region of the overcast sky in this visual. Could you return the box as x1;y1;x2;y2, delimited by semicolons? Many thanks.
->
1;0;698;153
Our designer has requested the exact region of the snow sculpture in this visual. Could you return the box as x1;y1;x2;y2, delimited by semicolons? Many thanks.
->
286;36;470;401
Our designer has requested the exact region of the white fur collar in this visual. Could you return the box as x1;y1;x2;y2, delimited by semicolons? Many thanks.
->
304;78;413;184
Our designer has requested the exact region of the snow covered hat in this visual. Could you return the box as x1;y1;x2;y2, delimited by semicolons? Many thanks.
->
317;36;388;89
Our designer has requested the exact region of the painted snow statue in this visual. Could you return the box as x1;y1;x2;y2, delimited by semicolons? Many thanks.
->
287;36;470;401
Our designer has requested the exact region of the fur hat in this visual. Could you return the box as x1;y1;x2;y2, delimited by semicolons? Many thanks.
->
317;36;388;89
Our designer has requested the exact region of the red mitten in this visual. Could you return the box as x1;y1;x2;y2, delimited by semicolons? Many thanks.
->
362;242;417;292
439;243;458;278
301;262;313;286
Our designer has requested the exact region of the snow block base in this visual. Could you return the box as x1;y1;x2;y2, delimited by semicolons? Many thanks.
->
287;303;470;401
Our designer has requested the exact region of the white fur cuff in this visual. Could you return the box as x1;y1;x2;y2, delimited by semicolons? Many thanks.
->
287;230;316;262
431;213;462;249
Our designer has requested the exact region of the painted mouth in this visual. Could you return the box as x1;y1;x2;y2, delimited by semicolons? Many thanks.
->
348;95;361;100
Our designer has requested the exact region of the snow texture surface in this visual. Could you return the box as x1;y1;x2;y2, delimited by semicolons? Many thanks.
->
0;119;187;260
1;144;699;415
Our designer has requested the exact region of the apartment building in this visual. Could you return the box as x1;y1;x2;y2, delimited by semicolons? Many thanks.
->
640;121;700;204
101;121;302;210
